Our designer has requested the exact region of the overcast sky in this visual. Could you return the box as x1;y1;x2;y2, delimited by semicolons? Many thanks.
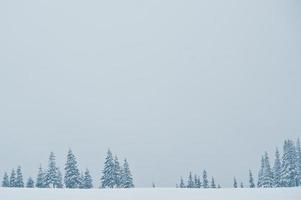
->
0;0;300;187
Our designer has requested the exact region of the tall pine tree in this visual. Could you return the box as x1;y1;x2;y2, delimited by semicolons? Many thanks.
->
64;149;80;188
45;152;61;188
101;150;115;188
202;170;209;188
187;172;194;188
273;148;281;187
120;159;134;188
114;156;122;188
280;140;297;187
15;166;24;187
36;165;45;188
257;156;264;187
9;169;16;187
262;152;273;188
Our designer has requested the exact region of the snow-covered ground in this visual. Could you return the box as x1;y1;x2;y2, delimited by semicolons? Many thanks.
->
0;188;300;200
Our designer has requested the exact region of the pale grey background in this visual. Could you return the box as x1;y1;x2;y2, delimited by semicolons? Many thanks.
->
0;0;300;187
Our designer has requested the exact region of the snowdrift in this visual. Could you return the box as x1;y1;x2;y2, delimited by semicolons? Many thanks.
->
0;187;300;200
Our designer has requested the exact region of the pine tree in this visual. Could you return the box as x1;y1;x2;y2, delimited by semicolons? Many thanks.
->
257;156;264;187
26;177;35;188
114;156;122;188
202;170;209;188
9;169;16;187
2;172;9;187
249;170;255;188
280;140;297;187
83;169;93;189
152;182;156;188
296;138;301;186
56;168;63;188
210;177;216;188
101;150;115;188
15;166;24;187
187;172;194;188
120;159;134;188
64;149;80;188
240;182;244;188
179;177;185;188
233;177;238;188
273;148;281;187
45;152;61;188
262;152;273;188
79;172;85;189
36;165;45;188
194;175;200;188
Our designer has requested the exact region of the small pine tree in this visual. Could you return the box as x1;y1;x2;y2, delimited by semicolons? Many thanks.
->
210;177;216;188
79;172;85;189
273;148;282;187
64;149;80;188
114;156;122;188
240;182;244;188
101;150;115;188
194;175;201;188
152;182;156;188
83;169;93;189
233;177;238;188
2;172;9;187
249;170;255;188
202;170;209;188
280;140;297;187
120;159;134;188
15;166;24;187
56;168;63;188
36;165;45;188
45;152;61;188
257;156;264;187
179;177;185;188
262;152;273;188
9;169;16;187
26;177;35;188
187;172;194;188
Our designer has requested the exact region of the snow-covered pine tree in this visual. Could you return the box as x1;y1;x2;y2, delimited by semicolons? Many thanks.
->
273;148;281;187
15;166;24;187
240;182;244;188
262;152;273;188
233;177;238;188
187;172;194;188
9;169;16;187
64;149;80;188
280;140;297;187
114;156;122;188
101;149;115;188
179;177;185;188
296;138;301;186
45;152;60;188
26;177;34;188
2;172;9;187
79;172;84;189
202;170;209;188
83;169;93;189
210;177;216;188
257;156;264;187
120;159;134;188
36;165;45;188
194;174;200;188
249;170;255;188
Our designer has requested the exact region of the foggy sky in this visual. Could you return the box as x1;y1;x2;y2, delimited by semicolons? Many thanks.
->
0;0;300;187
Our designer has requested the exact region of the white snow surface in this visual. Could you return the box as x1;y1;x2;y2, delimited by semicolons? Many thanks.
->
0;188;300;200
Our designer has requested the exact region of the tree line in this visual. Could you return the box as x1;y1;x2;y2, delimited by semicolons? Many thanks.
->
178;138;301;188
1;149;134;189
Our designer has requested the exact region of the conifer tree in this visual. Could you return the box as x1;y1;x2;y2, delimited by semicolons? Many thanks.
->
26;177;34;188
179;177;185;188
194;174;201;188
15;166;24;187
187;172;194;188
202;170;209;188
36;165;45;188
83;169;93;189
45;152;60;188
101;150;115;188
64;149;80;188
2;172;9;187
262;152;273;188
296;138;301;186
257;156;264;187
114;156;122;188
280;140;297;187
9;169;16;187
233;177;238;188
120;159;134;188
79;172;85;189
249;170;255;188
273;148;282;187
210;177;216;188
56;168;63;188
240;182;244;188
